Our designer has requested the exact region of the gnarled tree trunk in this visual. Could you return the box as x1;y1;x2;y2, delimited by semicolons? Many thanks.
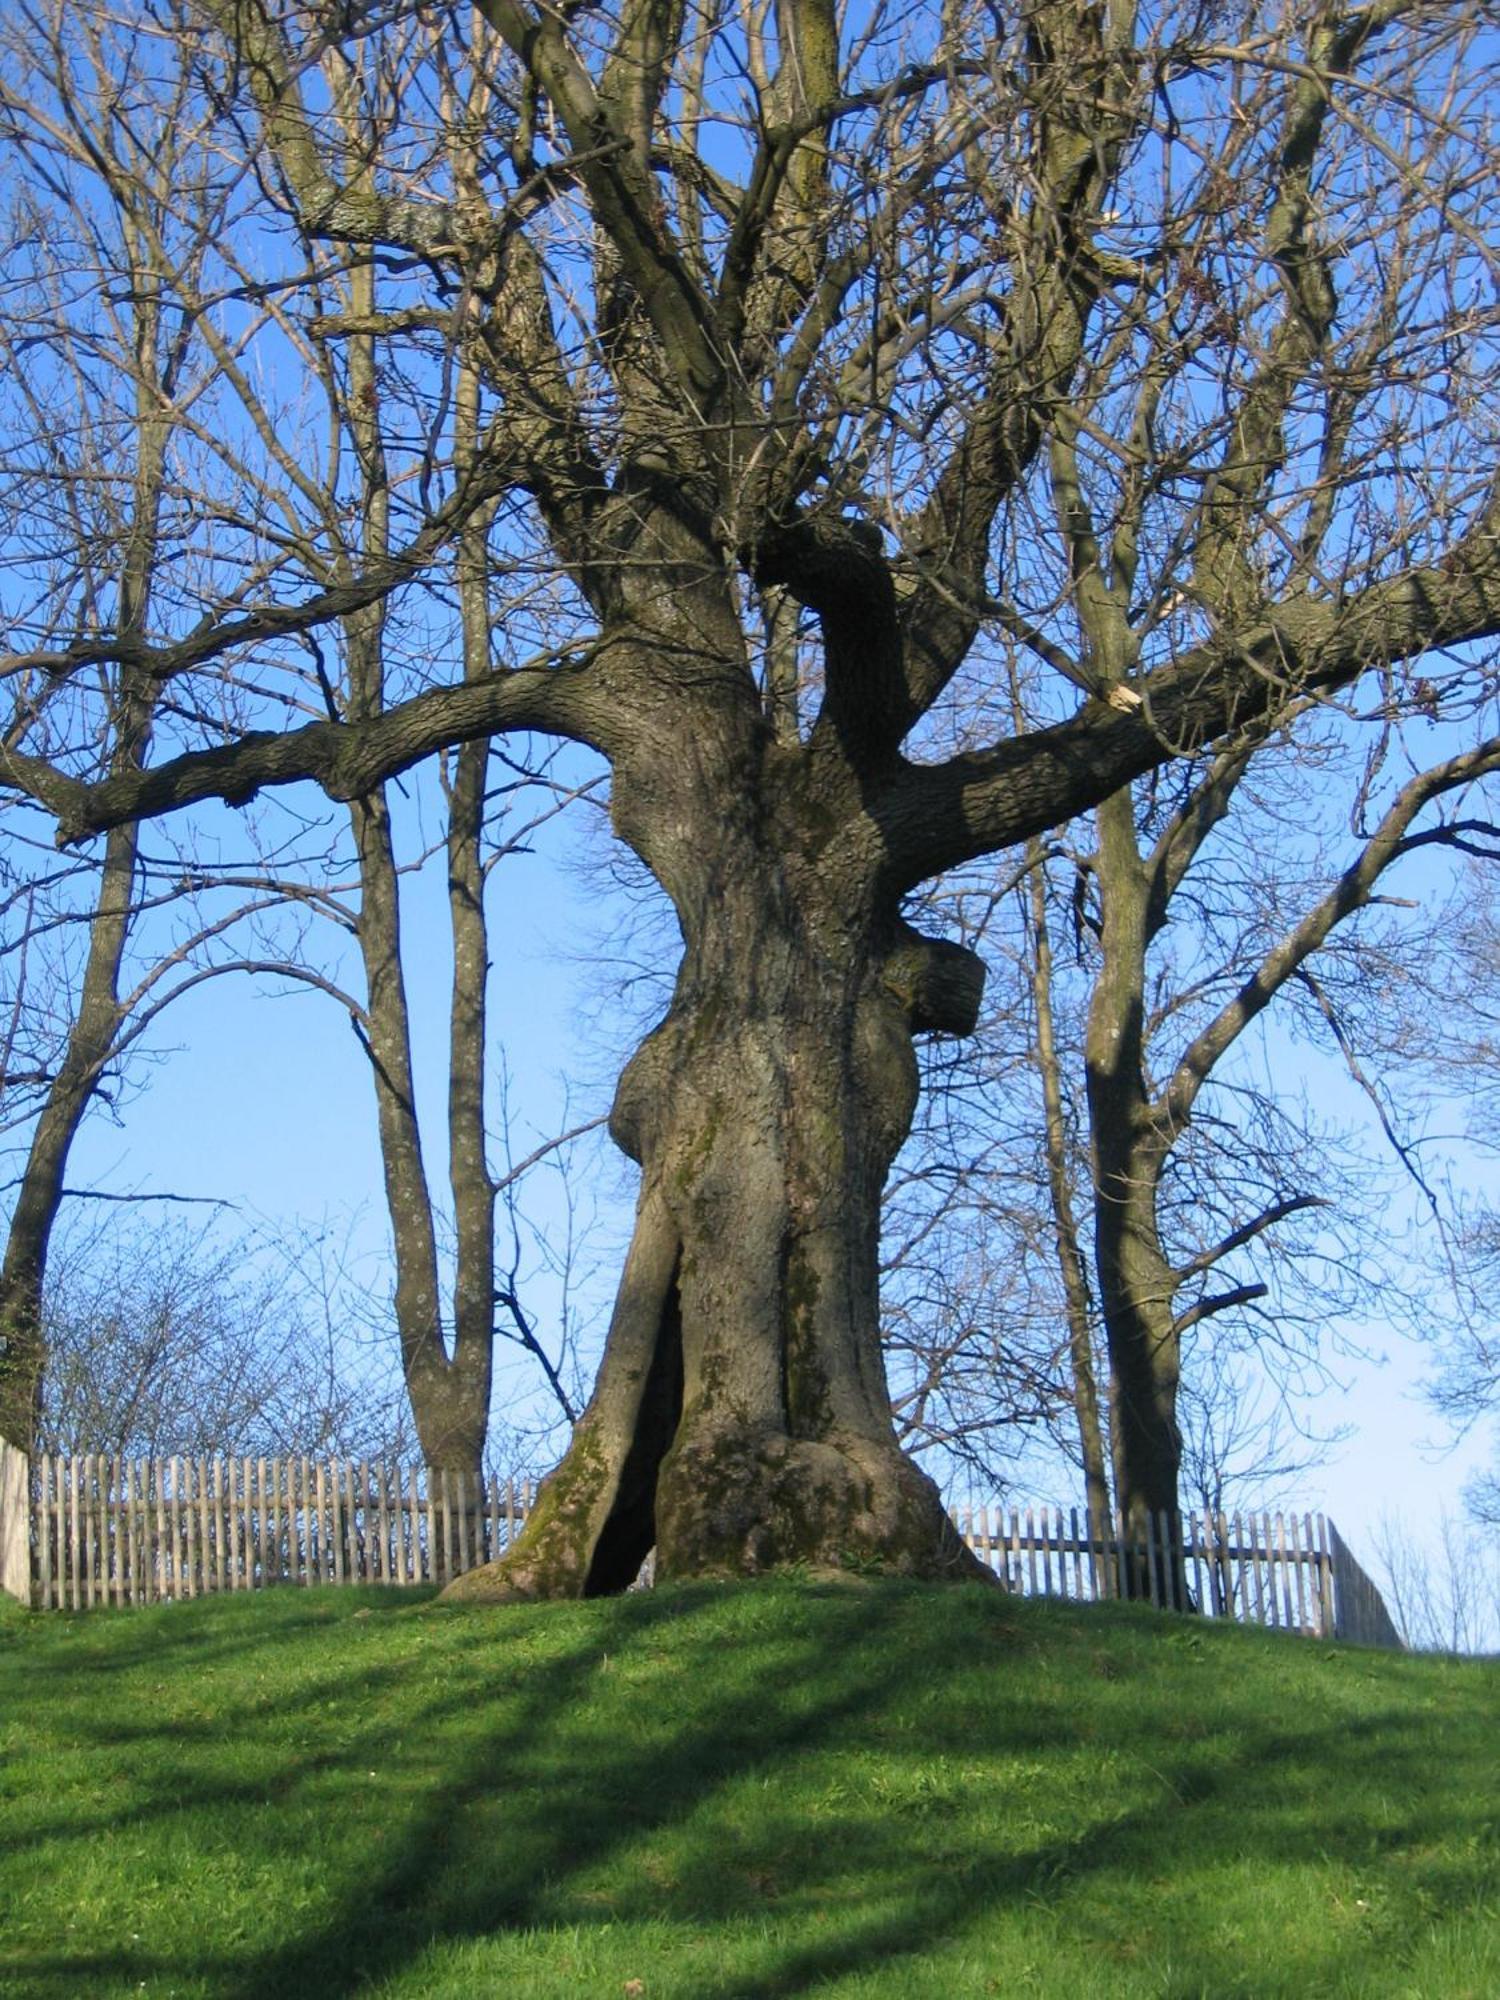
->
448;656;991;1595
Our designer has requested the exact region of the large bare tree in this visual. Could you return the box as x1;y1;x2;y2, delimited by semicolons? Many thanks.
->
3;0;1498;1592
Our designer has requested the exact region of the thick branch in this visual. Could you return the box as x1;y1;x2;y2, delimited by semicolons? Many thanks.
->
1173;1195;1328;1284
16;654;613;844
1172;1283;1268;1340
475;0;724;404
874;527;1500;889
755;517;907;762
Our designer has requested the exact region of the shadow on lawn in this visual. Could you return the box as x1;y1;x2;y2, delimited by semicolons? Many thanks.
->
6;1585;1494;1999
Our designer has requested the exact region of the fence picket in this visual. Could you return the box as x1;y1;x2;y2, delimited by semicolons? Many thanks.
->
311;1463;325;1584
191;1457;206;1595
36;1452;50;1609
121;1455;133;1604
76;1456;87;1608
341;1461;356;1582
122;1458;136;1605
179;1457;191;1598
136;1457;148;1603
1142;1509;1161;1610
1163;1512;1181;1613
49;1454;57;1608
1316;1515;1335;1636
77;1455;89;1608
1273;1512;1290;1627
82;1455;93;1606
123;1456;137;1608
457;1469;472;1576
114;1459;126;1606
242;1457;255;1588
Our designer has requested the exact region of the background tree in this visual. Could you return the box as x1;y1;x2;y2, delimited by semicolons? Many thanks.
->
915;712;1499;1579
0;9;325;1447
0;2;602;1470
2;0;1498;1594
38;1211;411;1462
1399;871;1500;1531
1081;725;1500;1558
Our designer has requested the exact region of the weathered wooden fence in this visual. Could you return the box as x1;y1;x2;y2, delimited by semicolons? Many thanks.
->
953;1501;1401;1646
0;1440;1400;1644
16;1449;533;1610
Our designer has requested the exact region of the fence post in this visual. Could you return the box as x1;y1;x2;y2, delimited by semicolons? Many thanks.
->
0;1435;30;1606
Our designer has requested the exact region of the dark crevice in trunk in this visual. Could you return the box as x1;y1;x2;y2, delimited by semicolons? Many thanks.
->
776;1227;797;1441
583;1251;684;1595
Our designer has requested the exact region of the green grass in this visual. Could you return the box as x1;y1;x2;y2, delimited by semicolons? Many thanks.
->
0;1580;1496;1999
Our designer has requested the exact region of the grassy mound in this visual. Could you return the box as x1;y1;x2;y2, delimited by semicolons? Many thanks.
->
0;1580;1495;1997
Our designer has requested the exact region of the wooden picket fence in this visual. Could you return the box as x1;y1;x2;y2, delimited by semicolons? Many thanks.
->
953;1501;1401;1646
0;1439;1401;1645
19;1448;532;1610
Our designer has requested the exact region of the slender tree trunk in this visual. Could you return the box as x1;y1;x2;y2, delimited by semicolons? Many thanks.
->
342;660;497;1479
442;495;500;1467
348;785;487;1473
339;279;497;1477
1085;789;1183;1598
0;822;140;1450
1024;840;1111;1527
0;226;165;1449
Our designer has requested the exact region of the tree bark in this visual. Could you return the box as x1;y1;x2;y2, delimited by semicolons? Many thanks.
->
348;784;491;1475
447;651;992;1596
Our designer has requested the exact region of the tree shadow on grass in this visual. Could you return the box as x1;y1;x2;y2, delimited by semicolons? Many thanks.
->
3;1585;1495;1998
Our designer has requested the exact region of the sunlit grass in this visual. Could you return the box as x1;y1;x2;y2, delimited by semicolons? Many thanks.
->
1;1579;1495;1997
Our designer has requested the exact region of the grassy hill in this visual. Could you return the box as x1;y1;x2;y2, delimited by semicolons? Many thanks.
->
0;1578;1495;1998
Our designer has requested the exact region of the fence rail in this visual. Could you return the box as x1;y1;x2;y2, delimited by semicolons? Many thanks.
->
0;1440;1400;1644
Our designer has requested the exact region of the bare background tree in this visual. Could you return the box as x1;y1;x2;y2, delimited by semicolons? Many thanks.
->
0;1;608;1471
37;1210;413;1462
